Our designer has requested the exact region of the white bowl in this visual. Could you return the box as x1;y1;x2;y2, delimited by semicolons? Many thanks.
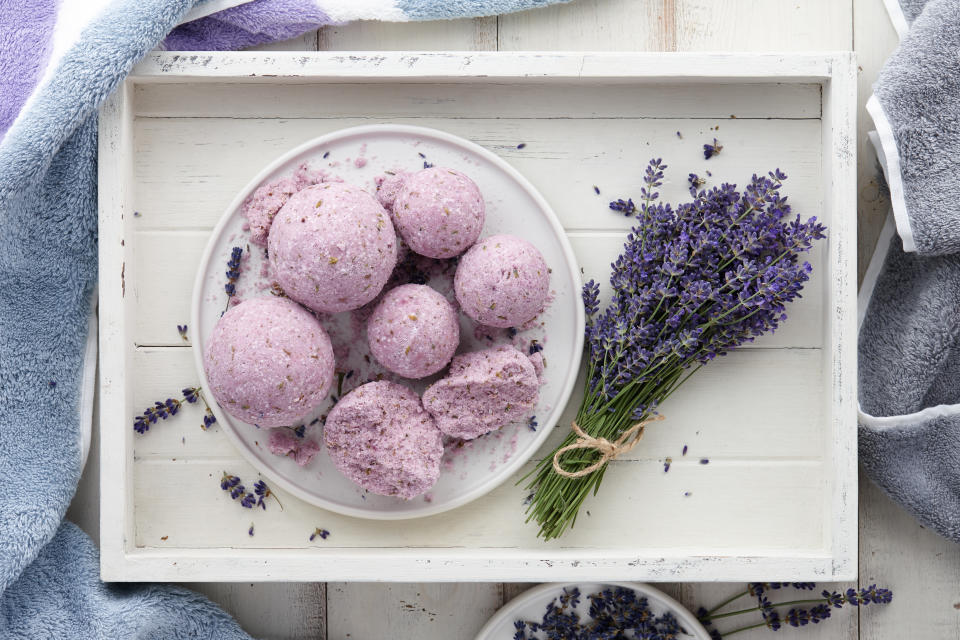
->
191;124;583;520
475;582;712;639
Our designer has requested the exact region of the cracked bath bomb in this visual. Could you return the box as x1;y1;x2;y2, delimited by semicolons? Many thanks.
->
367;284;459;379
241;163;329;246
454;234;550;328
268;182;397;313
324;381;443;499
203;297;335;427
387;167;485;259
422;345;541;440
268;428;321;466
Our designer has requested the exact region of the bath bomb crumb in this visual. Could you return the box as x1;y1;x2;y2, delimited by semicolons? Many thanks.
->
454;234;550;328
269;182;397;313
422;345;541;440
391;167;485;259
268;428;321;466
325;381;443;499
367;284;459;379
203;297;335;427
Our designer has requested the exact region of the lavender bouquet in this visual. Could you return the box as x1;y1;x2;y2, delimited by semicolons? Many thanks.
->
523;159;826;540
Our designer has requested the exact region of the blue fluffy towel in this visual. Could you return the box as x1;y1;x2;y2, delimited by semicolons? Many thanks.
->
860;0;960;543
0;0;567;635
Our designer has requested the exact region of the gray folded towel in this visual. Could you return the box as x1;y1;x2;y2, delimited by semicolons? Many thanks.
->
868;0;960;255
859;0;960;543
859;218;960;541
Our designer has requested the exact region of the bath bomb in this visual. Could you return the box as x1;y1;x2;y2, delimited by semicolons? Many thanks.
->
454;234;550;328
390;167;485;259
367;284;460;379
241;163;328;246
268;182;397;313
422;345;541;440
203;297;335;427
324;381;443;499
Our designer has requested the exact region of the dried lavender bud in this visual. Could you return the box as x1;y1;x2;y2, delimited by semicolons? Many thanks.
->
703;138;723;159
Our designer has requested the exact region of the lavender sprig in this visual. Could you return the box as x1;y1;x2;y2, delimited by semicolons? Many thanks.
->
523;158;826;540
223;246;243;314
134;386;215;433
699;582;891;637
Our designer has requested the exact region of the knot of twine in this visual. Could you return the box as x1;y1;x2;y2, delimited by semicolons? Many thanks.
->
552;415;665;478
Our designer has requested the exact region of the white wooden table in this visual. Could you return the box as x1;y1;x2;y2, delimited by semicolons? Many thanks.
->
68;0;959;638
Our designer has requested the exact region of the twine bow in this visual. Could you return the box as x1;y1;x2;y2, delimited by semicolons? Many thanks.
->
552;415;665;478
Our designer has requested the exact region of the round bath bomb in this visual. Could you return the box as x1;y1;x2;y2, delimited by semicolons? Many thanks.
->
367;284;459;379
268;182;397;313
390;167;485;259
203;297;335;427
324;381;443;499
422;345;541;440
454;234;550;328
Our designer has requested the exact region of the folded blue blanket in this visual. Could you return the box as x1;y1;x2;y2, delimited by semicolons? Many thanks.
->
0;0;567;635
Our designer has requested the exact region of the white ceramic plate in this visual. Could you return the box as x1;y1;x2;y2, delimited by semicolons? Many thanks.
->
475;582;711;640
191;124;583;519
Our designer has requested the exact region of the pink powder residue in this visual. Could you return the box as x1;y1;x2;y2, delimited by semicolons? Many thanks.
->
354;157;367;168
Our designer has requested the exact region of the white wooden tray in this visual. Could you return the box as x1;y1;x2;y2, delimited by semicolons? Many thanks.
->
98;51;856;582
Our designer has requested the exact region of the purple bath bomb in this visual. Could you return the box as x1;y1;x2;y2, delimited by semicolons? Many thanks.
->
391;167;485;259
324;381;443;499
367;284;459;379
203;297;335;427
422;345;541;440
454;234;550;328
268;182;397;313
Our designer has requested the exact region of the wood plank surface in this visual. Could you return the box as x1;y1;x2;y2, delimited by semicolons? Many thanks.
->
67;0;933;638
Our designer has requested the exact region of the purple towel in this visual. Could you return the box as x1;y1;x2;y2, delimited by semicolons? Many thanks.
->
0;0;59;141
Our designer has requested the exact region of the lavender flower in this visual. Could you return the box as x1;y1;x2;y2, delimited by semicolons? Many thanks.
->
248;523;255;537
704;138;723;159
254;479;283;510
177;324;189;342
528;416;538;432
525;157;826;540
133;386;217;434
309;527;330;541
202;409;217;430
517;143;527;149
223;246;242;313
240;493;257;508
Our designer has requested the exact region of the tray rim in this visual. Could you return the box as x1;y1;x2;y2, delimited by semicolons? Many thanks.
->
98;50;857;582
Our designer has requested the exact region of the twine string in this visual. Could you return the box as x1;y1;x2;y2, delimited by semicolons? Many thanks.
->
552;415;665;478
